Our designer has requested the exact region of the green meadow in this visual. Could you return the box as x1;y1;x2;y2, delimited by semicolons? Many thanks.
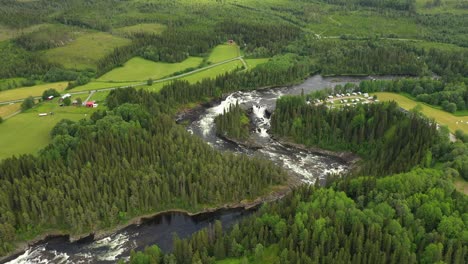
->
0;98;99;160
98;56;203;82
0;82;68;102
373;92;468;133
45;32;131;70
207;44;240;63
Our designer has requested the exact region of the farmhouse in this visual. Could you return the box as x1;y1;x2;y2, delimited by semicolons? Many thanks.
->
86;101;95;107
61;93;71;100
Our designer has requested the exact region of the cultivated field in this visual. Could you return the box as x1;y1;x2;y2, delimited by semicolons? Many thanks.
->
45;32;131;70
0;99;99;160
208;44;240;63
98;56;203;82
373;92;468;133
0;82;68;102
0;103;21;118
245;58;269;68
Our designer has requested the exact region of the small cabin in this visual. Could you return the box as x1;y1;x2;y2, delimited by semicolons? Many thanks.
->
61;93;71;100
228;39;234;45
38;113;48;117
47;95;54;100
86;101;95;107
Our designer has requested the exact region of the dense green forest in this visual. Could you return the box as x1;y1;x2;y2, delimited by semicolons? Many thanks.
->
0;97;287;256
1;0;467;261
126;169;468;263
215;103;250;141
271;98;438;175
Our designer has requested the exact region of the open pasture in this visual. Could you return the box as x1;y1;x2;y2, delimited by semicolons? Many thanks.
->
373;92;468;133
45;32;131;70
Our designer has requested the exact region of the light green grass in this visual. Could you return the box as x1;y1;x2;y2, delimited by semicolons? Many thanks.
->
113;23;166;37
0;101;96;159
373;92;468;133
0;82;68;102
146;60;244;92
245;58;269;68
89;91;111;103
72;81;139;92
45;32;131;70
208;44;240;63
98;56;203;82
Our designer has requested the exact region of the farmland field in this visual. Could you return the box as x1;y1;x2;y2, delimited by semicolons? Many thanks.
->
207;44;240;63
71;81;140;92
373;92;468;133
98;56;203;82
0;103;21;118
146;60;244;92
0;82;68;102
45;32;131;70
0;99;98;160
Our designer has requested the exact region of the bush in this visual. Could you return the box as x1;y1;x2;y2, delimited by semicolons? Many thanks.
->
21;96;35;111
0;116;3;124
63;97;71;106
42;88;61;100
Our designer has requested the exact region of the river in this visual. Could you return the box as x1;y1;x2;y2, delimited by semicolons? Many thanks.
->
3;74;394;264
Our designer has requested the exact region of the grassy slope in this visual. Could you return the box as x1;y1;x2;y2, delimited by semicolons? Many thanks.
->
112;23;166;37
0;99;98;160
145;60;244;92
0;82;68;102
216;245;280;264
373;92;468;133
98;56;203;82
45;32;131;70
208;44;240;63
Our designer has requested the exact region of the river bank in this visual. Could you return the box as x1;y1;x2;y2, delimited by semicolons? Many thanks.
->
0;181;294;263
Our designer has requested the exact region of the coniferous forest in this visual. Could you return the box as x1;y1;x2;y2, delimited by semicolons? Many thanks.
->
0;0;467;262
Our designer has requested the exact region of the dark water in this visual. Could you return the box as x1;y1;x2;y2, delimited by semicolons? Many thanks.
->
4;75;397;264
4;209;255;264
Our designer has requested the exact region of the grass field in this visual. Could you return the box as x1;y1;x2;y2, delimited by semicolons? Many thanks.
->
112;23;166;37
373;92;468;133
146;60;244;92
45;32;131;70
98;56;203;82
0;99;98;160
72;81;140;92
245;58;270;68
208;44;240;63
0;82;68;102
0;103;21;118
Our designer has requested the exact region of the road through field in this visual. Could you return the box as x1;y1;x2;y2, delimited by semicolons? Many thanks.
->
0;56;245;105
